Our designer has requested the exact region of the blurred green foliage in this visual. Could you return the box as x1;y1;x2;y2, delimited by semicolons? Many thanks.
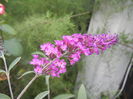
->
5;0;94;32
14;12;75;61
0;0;95;99
120;33;133;44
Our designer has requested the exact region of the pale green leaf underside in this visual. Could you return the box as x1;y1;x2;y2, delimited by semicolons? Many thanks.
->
0;24;16;35
53;94;75;99
34;91;49;99
8;57;21;71
32;51;47;57
4;39;23;56
0;93;11;99
77;84;87;99
0;69;6;73
18;71;34;79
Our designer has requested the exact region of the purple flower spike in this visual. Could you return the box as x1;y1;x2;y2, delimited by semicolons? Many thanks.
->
30;33;118;77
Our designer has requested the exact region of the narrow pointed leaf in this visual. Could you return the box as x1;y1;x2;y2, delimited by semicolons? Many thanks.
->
53;94;75;99
8;57;21;71
34;91;49;99
77;84;87;99
0;69;5;73
0;93;10;99
0;24;16;35
32;51;47;57
18;71;34;79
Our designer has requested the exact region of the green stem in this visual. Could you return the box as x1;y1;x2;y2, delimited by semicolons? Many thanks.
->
46;76;50;99
1;51;14;99
7;73;14;99
17;75;38;99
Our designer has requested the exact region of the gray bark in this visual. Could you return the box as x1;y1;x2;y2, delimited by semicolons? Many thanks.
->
76;0;133;99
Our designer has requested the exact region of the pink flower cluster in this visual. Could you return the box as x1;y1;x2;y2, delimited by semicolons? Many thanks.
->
0;4;5;15
30;55;66;77
30;33;118;77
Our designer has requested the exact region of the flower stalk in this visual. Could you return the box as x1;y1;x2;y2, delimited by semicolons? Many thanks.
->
1;51;14;99
17;75;38;99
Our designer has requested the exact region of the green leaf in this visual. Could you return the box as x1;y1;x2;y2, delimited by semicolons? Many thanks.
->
101;95;109;99
18;71;34;79
0;24;16;35
77;84;87;99
4;39;23;56
8;57;21;71
34;91;49;99
0;93;10;99
0;69;5;73
5;0;8;2
32;51;47;57
53;94;74;99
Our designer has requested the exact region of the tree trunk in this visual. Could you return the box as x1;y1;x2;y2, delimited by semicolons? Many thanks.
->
76;0;133;99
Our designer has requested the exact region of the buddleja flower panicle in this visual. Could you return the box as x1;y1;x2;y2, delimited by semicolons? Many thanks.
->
30;33;118;77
